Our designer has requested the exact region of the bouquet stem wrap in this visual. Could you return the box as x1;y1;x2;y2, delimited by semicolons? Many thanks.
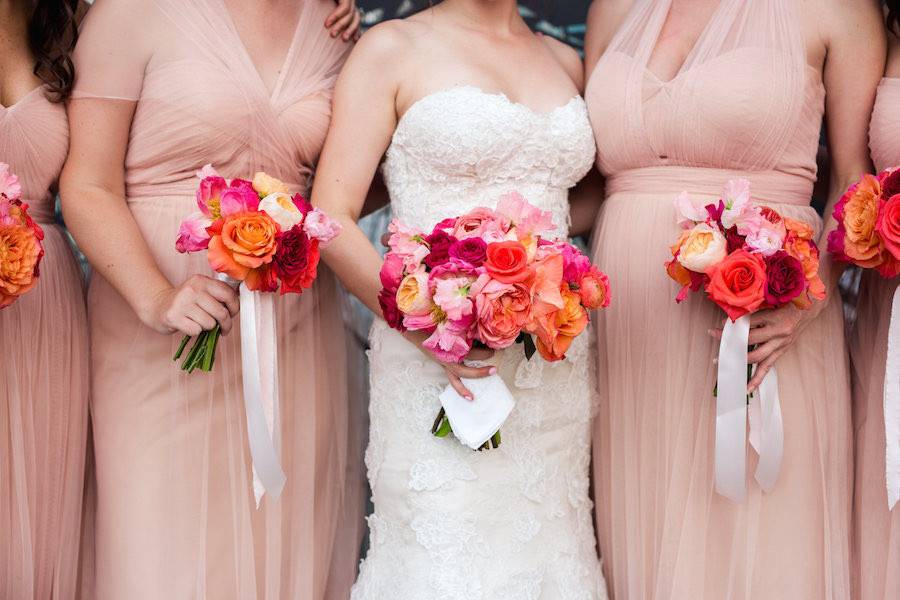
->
886;284;900;510
716;315;783;502
236;278;286;506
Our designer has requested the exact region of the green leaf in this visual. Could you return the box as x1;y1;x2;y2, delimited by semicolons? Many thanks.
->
523;334;537;361
433;417;453;438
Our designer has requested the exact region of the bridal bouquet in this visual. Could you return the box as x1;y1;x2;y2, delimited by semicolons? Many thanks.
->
380;192;610;449
828;167;900;509
173;165;341;372
0;163;44;309
664;179;824;501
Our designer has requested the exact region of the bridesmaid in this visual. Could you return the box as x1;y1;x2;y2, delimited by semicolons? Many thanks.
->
59;1;363;598
852;3;900;598
583;0;884;598
0;2;90;599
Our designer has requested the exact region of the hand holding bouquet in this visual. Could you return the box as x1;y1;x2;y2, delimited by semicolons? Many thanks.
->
664;179;824;501
379;192;610;449
0;163;44;309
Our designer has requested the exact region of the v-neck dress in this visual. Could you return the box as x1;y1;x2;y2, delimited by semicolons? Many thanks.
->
0;87;90;600
70;1;364;598
585;1;852;598
851;76;900;600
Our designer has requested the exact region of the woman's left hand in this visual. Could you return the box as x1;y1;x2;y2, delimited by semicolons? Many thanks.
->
709;301;824;393
326;0;362;42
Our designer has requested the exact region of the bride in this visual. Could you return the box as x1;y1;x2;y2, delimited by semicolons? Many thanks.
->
312;1;608;597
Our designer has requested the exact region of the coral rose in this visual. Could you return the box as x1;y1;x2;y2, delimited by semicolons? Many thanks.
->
876;194;900;260
840;174;884;268
207;211;279;282
705;249;767;321
396;269;433;316
0;223;42;307
676;223;728;273
484;240;532;283
472;275;532;349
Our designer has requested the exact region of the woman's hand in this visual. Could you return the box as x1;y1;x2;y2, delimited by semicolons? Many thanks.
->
325;0;362;42
402;330;497;400
140;275;240;337
709;301;824;393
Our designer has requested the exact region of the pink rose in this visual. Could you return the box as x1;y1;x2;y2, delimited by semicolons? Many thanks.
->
175;212;213;253
472;275;532;349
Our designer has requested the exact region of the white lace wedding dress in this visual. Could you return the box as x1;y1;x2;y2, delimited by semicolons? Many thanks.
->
353;86;608;600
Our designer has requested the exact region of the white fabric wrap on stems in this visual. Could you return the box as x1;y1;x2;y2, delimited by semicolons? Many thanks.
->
716;314;783;502
218;274;286;506
885;284;900;510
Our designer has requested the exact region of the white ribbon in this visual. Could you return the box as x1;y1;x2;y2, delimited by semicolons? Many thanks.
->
885;284;900;510
749;367;783;492
239;285;286;507
716;315;750;502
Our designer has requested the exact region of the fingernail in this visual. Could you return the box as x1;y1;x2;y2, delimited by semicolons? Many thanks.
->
465;394;473;401
489;367;497;375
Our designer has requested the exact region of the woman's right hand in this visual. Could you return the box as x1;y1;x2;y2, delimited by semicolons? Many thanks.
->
402;330;497;400
140;274;240;337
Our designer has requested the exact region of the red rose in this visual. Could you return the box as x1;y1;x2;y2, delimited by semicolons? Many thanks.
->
272;224;320;295
763;251;805;307
484;240;532;283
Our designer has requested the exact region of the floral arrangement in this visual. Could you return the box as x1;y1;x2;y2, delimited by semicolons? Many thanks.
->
379;192;610;448
827;167;900;277
173;165;341;372
665;179;825;319
0;163;44;308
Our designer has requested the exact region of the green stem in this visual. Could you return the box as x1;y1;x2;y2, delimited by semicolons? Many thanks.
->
173;335;190;361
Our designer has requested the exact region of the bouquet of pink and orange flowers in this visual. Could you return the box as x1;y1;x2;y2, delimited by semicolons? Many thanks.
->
828;167;900;277
173;165;341;372
0;162;44;309
379;192;610;449
664;179;825;502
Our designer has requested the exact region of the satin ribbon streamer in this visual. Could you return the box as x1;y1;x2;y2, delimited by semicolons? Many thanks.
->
239;285;286;507
716;315;784;502
885;284;900;510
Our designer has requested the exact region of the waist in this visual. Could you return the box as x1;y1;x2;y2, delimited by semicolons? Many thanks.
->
126;178;308;200
606;166;814;206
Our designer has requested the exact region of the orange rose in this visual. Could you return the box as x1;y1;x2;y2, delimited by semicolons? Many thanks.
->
0;224;42;307
705;249;767;321
528;288;589;361
841;174;884;268
207;212;279;281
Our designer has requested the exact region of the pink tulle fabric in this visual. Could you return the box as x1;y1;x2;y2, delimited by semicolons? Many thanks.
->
0;87;90;599
586;0;852;598
70;1;365;598
851;76;900;600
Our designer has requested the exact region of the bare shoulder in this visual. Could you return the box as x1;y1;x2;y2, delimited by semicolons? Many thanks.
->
539;34;584;90
812;0;883;44
584;0;634;74
354;19;418;59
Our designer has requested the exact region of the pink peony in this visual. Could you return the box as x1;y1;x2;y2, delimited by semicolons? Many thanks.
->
432;276;475;322
472;275;532;349
561;243;591;283
303;208;342;245
219;183;261;217
0;163;21;201
451;207;509;241
423;314;475;363
579;266;611;310
175;212;213;253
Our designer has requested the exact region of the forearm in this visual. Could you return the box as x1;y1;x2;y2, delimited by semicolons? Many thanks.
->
815;173;857;297
61;181;172;319
320;215;385;316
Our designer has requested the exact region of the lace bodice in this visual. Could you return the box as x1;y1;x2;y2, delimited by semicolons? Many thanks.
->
383;86;596;235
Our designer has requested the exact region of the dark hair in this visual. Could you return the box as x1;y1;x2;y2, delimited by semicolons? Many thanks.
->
889;0;900;36
28;0;79;101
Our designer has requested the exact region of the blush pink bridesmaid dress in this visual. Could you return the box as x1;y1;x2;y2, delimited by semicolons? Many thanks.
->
851;76;900;600
586;0;852;598
70;1;365;598
0;87;90;599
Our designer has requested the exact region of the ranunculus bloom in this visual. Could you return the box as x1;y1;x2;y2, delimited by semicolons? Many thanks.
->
378;287;405;331
219;184;261;217
259;193;305;231
424;230;457;268
763;251;805;307
0;163;21;201
175;212;212;253
676;223;728;273
705;249;767;321
396;269;433;316
0;222;42;307
484;240;531;283
448;237;487;267
876;194;900;260
303;208;342;245
529;288;589;362
272;224;319;295
207;211;279;282
472;275;532;349
579;266;611;310
379;252;405;292
252;172;290;197
839;174;884;268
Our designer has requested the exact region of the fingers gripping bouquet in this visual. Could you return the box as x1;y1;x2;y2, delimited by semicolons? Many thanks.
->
379;193;611;450
0;163;44;309
664;179;824;502
174;165;341;504
828;167;900;508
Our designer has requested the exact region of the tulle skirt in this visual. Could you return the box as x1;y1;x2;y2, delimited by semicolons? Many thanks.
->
0;224;90;600
85;195;366;600
590;190;852;600
851;271;900;600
